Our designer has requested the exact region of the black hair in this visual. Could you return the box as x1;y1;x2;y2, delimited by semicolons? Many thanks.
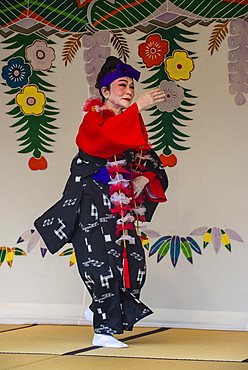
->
95;56;123;90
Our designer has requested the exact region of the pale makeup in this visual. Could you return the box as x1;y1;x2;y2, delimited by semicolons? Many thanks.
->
101;77;135;115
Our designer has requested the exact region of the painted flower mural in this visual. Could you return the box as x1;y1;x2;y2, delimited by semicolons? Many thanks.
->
190;227;244;253
138;27;196;162
138;34;169;68
157;80;185;112
16;85;46;115
165;51;194;81
1;57;31;88
26;40;56;71
1;34;59;170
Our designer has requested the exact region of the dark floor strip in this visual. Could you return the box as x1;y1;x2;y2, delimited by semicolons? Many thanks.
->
0;324;38;333
62;327;170;356
242;358;248;362
122;327;171;342
62;346;100;355
0;352;244;364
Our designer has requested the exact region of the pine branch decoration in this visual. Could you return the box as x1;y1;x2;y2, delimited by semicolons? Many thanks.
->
110;31;130;63
208;21;230;55
62;33;83;66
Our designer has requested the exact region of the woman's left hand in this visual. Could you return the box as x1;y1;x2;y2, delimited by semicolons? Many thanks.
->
136;88;166;112
133;176;149;198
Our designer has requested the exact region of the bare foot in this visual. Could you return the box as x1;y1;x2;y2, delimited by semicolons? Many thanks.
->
92;333;128;348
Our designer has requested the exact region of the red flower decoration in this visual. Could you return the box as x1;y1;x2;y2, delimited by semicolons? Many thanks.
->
138;34;169;68
28;156;47;171
116;223;136;236
109;184;131;196
159;153;177;167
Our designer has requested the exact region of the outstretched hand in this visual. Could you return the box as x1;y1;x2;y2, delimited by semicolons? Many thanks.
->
136;88;166;112
133;176;149;198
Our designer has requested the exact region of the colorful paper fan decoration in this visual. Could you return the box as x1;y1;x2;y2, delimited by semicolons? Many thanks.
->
59;248;77;267
190;227;244;253
0;246;26;268
17;229;48;257
137;229;149;250
149;235;201;267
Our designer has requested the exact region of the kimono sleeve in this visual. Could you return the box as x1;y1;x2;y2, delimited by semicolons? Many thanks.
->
76;103;149;158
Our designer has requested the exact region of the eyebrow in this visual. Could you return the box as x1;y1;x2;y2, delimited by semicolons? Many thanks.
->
118;79;134;85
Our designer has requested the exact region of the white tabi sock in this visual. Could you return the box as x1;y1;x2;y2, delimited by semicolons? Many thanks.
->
84;307;93;323
92;333;128;348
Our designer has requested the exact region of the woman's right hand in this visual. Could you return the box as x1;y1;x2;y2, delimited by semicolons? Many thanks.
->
136;88;166;112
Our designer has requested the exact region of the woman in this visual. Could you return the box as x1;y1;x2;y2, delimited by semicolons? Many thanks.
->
35;56;168;348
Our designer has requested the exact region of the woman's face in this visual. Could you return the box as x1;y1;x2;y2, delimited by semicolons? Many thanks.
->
102;77;135;113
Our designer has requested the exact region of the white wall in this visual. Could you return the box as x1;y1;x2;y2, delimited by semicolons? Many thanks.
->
1;25;248;331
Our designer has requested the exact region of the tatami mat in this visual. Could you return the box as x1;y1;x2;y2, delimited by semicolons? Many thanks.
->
85;328;248;362
1;324;248;370
0;325;32;333
1;354;248;370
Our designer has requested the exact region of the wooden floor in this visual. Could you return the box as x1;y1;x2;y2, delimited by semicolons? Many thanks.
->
1;324;248;369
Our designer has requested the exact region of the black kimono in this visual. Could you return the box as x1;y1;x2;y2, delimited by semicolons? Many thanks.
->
35;104;168;334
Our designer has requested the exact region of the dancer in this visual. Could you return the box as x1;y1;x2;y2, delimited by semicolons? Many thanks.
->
35;56;168;348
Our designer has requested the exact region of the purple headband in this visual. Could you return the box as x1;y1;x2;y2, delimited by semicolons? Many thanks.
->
99;63;140;96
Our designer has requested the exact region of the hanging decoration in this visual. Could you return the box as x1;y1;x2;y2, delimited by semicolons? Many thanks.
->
149;235;202;267
228;19;248;106
59;248;77;267
0;246;26;268
190;227;244;253
1;33;59;170
208;18;248;106
16;229;48;258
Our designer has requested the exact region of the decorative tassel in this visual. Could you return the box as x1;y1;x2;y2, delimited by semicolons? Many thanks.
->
122;247;131;289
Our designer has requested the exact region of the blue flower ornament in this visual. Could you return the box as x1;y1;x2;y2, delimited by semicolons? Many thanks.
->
2;57;31;88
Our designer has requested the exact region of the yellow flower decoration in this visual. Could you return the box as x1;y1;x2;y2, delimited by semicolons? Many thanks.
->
165;51;194;81
16;85;46;115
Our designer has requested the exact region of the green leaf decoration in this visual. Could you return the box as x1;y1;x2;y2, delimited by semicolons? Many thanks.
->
12;247;26;256
140;231;149;250
0;247;7;265
157;240;170;262
150;235;202;266
180;239;193;264
220;229;232;252
149;236;172;257
203;228;212;248
59;248;74;256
